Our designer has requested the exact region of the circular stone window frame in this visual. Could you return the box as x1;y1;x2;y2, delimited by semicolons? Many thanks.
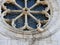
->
0;0;60;39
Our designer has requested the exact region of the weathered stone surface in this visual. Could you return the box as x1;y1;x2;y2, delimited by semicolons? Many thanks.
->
0;0;60;45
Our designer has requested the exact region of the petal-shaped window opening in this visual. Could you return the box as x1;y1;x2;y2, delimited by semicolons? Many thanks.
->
28;15;37;29
16;0;25;8
31;4;48;11
4;12;21;20
4;3;21;10
15;16;25;28
31;13;49;21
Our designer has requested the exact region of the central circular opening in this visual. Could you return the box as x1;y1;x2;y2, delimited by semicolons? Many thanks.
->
23;8;28;14
23;8;28;11
25;9;28;11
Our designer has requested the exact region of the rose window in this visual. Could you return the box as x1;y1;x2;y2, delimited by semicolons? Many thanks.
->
1;0;52;38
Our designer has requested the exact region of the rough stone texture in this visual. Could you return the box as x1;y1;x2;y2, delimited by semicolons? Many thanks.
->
0;0;60;45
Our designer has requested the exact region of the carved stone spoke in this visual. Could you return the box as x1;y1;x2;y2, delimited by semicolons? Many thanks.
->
9;10;22;12
28;13;39;22
25;0;27;8
25;14;28;26
30;11;45;14
22;14;28;29
29;3;37;9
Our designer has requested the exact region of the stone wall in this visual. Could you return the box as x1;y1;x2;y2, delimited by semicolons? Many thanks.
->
0;0;60;45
